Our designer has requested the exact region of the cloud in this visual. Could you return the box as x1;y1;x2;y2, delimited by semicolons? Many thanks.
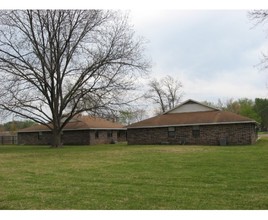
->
130;10;268;101
182;67;268;102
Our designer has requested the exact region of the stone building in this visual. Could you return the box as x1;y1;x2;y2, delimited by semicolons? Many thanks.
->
18;115;126;145
127;99;258;146
0;131;17;145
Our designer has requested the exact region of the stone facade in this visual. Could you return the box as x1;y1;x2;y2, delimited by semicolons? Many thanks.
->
127;123;257;146
18;129;126;145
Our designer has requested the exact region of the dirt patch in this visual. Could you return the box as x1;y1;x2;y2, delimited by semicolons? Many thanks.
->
259;134;268;138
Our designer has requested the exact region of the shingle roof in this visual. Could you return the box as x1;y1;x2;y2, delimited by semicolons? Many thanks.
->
127;110;256;129
18;115;125;133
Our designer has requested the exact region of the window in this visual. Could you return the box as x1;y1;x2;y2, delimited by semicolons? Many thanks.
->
107;130;113;138
118;131;126;140
168;127;176;137
117;131;124;139
95;131;99;139
192;126;200;138
38;131;42;140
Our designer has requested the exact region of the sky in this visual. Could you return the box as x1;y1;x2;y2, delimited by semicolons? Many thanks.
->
2;2;268;106
129;9;268;103
1;1;268;118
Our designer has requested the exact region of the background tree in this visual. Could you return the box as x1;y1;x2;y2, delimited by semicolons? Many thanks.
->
254;98;268;131
238;98;260;122
117;108;147;125
202;99;225;110
146;75;184;114
1;120;36;132
0;10;150;147
224;98;240;114
203;98;261;124
248;10;268;130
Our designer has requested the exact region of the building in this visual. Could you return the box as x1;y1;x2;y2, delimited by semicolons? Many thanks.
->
0;131;17;145
18;115;126;145
127;99;258;146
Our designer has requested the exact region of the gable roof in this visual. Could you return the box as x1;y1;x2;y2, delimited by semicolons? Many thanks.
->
127;99;256;129
18;115;125;133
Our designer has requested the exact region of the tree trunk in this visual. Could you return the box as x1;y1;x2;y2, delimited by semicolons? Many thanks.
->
51;129;63;148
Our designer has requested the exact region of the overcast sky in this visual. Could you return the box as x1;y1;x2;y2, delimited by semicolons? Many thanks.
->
2;3;268;104
2;3;268;105
2;1;268;115
130;9;268;103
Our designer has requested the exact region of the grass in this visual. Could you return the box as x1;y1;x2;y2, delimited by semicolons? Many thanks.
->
0;139;268;210
259;131;268;135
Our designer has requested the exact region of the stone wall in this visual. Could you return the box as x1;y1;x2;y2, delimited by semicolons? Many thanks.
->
127;123;257;146
63;130;90;145
18;131;51;145
118;130;127;142
18;129;127;145
89;130;127;145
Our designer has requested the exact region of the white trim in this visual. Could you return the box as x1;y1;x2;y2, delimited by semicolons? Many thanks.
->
127;121;256;129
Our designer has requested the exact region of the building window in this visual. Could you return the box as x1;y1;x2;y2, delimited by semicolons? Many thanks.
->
192;126;200;138
95;131;99;139
168;127;176;137
117;131;126;139
117;131;124;139
107;130;113;138
38;131;42;140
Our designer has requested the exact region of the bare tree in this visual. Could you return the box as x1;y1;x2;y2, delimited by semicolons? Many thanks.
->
249;10;268;95
0;10;150;147
248;10;268;26
146;75;183;114
249;10;268;70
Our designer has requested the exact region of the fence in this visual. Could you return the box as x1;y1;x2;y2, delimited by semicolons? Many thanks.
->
0;135;17;145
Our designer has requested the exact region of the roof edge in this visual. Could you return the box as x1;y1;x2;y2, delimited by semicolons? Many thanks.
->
18;127;127;133
127;120;256;129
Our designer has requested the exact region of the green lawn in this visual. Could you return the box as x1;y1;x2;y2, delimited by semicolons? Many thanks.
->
0;138;268;210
